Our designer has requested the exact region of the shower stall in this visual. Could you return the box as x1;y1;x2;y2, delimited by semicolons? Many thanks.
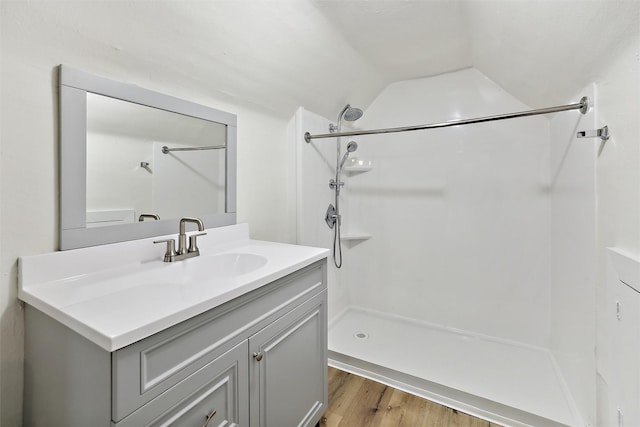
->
292;68;597;427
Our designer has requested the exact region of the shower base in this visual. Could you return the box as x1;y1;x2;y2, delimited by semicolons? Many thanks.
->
328;307;579;427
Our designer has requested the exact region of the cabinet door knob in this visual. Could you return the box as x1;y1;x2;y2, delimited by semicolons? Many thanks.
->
253;351;263;362
202;409;217;427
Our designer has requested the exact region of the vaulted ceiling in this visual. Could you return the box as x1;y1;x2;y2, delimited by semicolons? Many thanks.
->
309;0;639;118
3;1;638;119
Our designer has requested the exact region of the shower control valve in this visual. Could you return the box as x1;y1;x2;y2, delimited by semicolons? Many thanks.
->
325;204;338;229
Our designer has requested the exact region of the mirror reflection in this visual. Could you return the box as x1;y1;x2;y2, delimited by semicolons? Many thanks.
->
85;93;227;228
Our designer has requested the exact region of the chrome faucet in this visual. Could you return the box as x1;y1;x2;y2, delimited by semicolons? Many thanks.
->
154;217;206;262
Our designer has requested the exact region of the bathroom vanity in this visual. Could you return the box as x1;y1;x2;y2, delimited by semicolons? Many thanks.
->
20;224;328;426
23;66;330;425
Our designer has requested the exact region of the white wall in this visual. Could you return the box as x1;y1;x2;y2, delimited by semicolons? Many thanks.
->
0;6;294;426
596;38;640;255
87;132;154;216
299;68;552;347
152;142;225;219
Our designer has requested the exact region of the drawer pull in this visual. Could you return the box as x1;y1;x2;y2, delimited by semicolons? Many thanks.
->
253;351;263;362
203;409;217;427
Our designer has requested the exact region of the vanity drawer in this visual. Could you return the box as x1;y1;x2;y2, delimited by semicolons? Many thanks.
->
112;261;325;422
115;340;248;427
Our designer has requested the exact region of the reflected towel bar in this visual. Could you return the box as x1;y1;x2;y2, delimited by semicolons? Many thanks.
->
304;96;589;143
162;145;226;154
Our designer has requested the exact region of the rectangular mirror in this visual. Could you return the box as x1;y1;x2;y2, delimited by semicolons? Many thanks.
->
60;65;237;249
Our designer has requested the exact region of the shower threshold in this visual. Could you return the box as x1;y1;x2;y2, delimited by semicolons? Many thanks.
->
328;307;580;427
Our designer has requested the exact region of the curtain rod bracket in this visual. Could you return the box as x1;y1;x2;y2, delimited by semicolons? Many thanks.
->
579;96;589;114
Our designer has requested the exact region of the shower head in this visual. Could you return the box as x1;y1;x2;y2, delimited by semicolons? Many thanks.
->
339;141;359;170
332;104;364;133
343;107;363;122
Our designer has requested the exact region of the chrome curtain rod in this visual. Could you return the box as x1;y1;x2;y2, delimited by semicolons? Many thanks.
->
161;145;226;154
304;96;589;143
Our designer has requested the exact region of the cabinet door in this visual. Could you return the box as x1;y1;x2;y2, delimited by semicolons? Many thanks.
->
116;340;249;427
249;291;327;427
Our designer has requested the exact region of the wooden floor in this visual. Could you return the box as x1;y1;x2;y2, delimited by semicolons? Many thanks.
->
321;367;501;427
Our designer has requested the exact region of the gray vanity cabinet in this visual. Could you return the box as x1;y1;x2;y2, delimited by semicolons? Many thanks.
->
24;260;327;427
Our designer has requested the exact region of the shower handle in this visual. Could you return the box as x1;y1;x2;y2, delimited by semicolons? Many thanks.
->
325;204;339;229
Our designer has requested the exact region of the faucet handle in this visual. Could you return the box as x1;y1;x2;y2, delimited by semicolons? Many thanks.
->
188;232;207;253
154;238;177;262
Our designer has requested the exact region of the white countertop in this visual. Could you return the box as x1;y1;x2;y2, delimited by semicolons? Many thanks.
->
19;224;328;351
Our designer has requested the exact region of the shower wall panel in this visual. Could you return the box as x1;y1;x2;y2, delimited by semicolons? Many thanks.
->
338;69;551;347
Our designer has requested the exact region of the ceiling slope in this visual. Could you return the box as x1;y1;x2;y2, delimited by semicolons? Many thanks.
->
464;0;640;109
315;0;639;114
2;1;637;119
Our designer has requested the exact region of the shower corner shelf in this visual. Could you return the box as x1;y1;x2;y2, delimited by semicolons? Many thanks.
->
340;233;372;242
343;165;373;173
342;159;373;173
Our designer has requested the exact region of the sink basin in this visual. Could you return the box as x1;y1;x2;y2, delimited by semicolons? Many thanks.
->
162;253;268;284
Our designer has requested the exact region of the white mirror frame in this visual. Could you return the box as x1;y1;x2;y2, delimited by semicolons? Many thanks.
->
59;65;237;250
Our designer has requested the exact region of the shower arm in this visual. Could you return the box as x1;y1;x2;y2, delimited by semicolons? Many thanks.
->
305;97;589;143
